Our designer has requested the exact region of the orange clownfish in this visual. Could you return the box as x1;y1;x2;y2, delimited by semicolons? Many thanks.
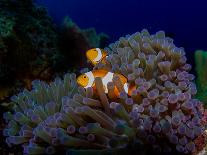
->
77;69;129;94
86;48;108;65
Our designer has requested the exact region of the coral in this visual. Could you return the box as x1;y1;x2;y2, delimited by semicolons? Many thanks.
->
0;0;59;100
0;0;59;69
0;16;15;38
3;30;206;155
195;50;207;104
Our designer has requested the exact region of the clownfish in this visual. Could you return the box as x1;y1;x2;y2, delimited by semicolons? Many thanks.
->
77;69;129;94
86;48;108;65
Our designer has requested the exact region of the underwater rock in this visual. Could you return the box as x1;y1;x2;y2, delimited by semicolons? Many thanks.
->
3;30;207;155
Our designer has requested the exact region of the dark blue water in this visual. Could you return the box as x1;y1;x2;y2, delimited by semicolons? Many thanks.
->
36;0;207;53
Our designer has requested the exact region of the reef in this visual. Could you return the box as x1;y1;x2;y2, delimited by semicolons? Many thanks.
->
3;30;207;155
195;50;207;105
0;0;109;101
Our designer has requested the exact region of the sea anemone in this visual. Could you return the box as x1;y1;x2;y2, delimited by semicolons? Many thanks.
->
95;29;206;153
3;73;78;154
3;30;206;154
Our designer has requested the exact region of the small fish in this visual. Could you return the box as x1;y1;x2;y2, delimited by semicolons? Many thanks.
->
86;48;107;65
77;69;130;94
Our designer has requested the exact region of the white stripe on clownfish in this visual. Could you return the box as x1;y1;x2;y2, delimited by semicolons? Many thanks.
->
93;48;103;62
84;71;115;93
102;72;114;93
85;71;94;88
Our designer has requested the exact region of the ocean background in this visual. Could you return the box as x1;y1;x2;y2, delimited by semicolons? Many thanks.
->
35;0;207;53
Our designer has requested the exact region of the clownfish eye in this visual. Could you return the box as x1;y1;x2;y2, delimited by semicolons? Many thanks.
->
83;75;87;78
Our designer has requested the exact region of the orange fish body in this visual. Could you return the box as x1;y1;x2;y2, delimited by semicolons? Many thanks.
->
86;48;108;65
82;49;136;96
77;69;131;95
